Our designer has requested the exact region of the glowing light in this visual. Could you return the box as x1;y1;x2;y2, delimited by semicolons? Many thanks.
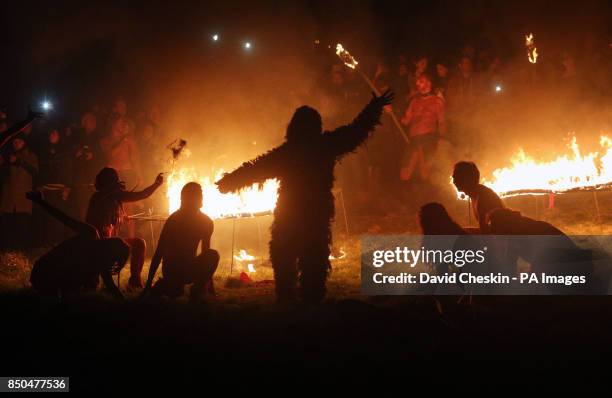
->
244;41;252;50
494;84;503;93
41;101;52;111
212;33;219;41
166;168;278;219
455;134;612;198
336;43;358;69
234;249;257;273
525;33;538;64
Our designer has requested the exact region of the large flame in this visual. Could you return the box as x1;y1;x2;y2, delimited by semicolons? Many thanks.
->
166;168;279;219
472;135;612;198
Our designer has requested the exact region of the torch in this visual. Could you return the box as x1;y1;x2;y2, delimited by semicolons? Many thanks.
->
335;44;410;144
525;33;538;86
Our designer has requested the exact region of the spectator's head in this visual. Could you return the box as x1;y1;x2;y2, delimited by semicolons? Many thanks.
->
93;237;130;275
49;129;60;145
414;56;429;75
415;74;432;95
286;105;322;143
452;161;480;194
458;56;473;77
111;117;128;137
113;98;128;116
180;182;203;211
436;62;448;78
95;167;122;192
81;112;97;133
487;208;523;235
12;137;26;152
419;202;464;235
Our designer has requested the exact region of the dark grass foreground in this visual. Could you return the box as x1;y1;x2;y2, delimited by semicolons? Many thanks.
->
1;292;612;390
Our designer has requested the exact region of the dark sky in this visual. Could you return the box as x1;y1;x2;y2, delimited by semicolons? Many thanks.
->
1;0;610;119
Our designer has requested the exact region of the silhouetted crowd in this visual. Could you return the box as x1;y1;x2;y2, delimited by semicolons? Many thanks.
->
0;98;167;249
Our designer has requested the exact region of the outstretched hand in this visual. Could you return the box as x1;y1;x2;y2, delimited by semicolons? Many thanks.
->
154;173;164;186
25;190;43;203
373;89;394;107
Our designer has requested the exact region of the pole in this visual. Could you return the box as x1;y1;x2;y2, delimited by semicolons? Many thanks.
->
229;218;236;275
358;71;410;144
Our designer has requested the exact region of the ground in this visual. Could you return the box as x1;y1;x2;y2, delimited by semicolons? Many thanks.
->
1;190;612;390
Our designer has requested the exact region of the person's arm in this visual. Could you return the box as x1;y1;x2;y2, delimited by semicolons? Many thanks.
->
26;190;96;235
401;100;414;125
142;224;167;295
118;173;163;202
0;108;44;149
325;90;394;158
100;269;124;299
216;146;284;193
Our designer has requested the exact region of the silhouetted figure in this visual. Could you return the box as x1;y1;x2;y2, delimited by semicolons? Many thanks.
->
26;191;128;299
419;202;467;236
488;208;593;293
86;167;163;288
142;182;219;301
217;90;394;304
1;136;38;249
452;161;503;233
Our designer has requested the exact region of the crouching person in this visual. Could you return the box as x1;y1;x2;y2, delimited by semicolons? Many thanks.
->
26;191;128;299
141;182;219;301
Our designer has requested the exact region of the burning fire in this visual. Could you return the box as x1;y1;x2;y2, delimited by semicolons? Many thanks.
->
234;249;257;273
470;135;612;198
525;33;538;64
166;168;279;219
336;43;358;69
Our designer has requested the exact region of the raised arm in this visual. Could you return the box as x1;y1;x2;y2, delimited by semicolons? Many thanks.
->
118;173;164;202
26;190;97;236
325;90;394;158
216;145;284;193
0;108;44;150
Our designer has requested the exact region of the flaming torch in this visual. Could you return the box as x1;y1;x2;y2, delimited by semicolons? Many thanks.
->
525;33;538;64
335;44;410;144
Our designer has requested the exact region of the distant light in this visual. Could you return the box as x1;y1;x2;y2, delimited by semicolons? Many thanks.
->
212;34;219;42
41;101;52;111
244;41;252;50
494;84;503;93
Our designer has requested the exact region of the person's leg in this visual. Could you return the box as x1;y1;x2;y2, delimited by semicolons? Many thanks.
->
269;228;299;304
124;237;146;288
298;238;331;305
190;249;220;301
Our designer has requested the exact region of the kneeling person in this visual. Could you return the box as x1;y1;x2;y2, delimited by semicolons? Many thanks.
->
26;191;128;299
142;182;219;300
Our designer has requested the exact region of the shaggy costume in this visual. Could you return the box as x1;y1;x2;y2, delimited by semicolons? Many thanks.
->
217;91;393;304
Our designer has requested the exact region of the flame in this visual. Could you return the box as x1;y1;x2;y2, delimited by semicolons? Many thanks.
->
525;33;538;64
234;249;257;273
166;168;279;219
336;43;358;69
459;135;612;198
329;248;346;261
